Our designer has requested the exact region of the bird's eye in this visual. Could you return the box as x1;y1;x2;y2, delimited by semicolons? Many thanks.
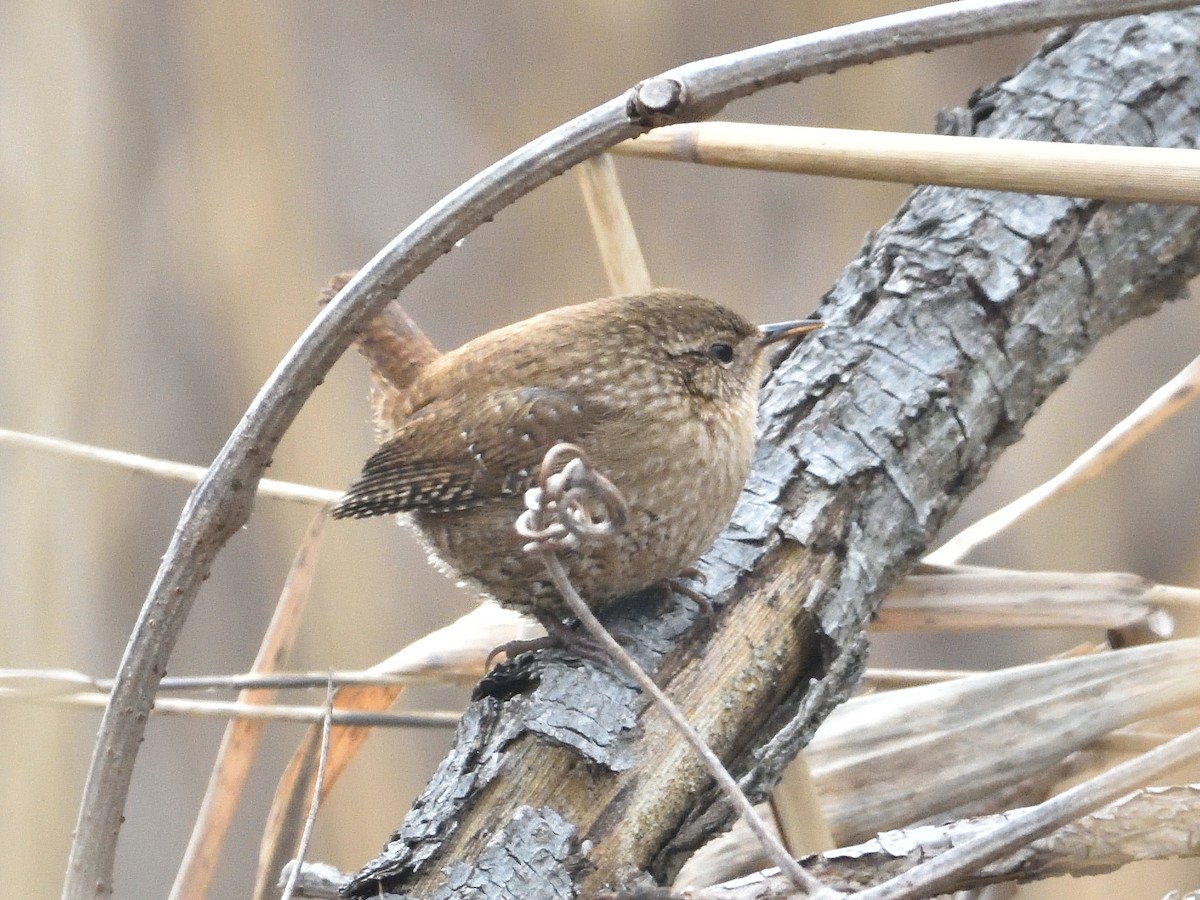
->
707;342;735;365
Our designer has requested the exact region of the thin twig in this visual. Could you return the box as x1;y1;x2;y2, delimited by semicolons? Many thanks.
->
279;676;335;900
65;2;1199;896
108;672;421;692
927;353;1200;565
0;689;458;728
0;668;445;694
0;427;338;506
520;444;830;897
614;123;1200;204
537;550;834;899
851;723;1200;900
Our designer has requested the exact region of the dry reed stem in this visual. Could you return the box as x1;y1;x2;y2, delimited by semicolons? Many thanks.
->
0;689;459;728
613;122;1200;204
807;641;1200;847
8;561;1191;699
878;565;1176;633
2;669;461;694
574;154;653;294
769;754;836;858
169;511;326;900
860;668;977;688
0;426;338;506
279;677;334;900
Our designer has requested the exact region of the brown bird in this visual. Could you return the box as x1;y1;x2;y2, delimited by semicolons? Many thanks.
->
331;285;821;632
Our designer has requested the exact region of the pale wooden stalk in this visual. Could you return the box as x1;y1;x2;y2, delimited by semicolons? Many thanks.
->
0;426;338;506
574;154;653;294
679;643;1200;889
170;513;324;900
279;678;335;900
876;565;1175;634
613;122;1200;205
0;688;458;728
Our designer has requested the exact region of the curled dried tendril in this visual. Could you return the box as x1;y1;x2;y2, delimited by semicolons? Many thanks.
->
515;442;629;553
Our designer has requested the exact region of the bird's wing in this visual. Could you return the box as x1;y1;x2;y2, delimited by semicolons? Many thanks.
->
331;387;604;518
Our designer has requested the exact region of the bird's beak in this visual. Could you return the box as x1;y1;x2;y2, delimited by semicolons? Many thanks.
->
758;317;823;347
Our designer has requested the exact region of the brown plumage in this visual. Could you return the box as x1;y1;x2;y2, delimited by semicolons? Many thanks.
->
332;284;821;623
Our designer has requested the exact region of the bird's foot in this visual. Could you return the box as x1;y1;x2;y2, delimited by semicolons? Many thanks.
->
485;612;618;670
659;567;716;629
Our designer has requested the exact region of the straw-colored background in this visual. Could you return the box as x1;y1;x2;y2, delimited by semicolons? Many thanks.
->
2;4;1197;897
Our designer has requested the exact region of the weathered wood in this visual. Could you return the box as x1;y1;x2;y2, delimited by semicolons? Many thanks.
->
346;12;1200;898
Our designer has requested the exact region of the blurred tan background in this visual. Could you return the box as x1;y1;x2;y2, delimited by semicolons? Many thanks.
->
1;4;1197;898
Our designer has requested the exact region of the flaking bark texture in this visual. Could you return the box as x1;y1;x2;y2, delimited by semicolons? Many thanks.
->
346;12;1200;898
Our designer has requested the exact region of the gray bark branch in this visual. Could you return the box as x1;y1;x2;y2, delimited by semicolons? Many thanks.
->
343;11;1200;899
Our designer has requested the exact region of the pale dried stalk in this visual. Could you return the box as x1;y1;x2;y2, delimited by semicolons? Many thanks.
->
12;558;1191;700
1094;731;1178;754
0;426;338;506
1;669;462;694
614;122;1200;204
0;689;459;728
279;677;335;900
683;729;1186;891
1144;584;1200;611
877;565;1176;634
169;512;325;900
807;640;1200;845
129;672;439;691
5;396;1191;635
681;650;1195;890
928;353;1200;564
1;665;971;695
574;154;653;294
860;668;976;688
769;755;836;858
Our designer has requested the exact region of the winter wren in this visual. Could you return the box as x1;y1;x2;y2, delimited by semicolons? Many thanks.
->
332;288;821;626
